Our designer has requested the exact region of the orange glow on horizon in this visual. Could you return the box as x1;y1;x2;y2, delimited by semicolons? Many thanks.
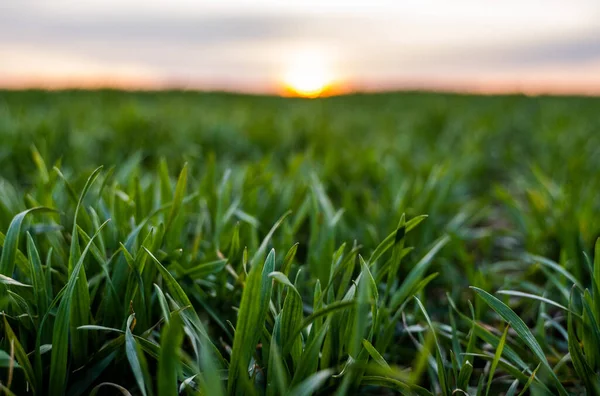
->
0;74;162;90
279;82;348;98
4;72;600;97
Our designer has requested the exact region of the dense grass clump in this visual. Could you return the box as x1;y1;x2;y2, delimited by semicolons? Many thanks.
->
1;90;600;395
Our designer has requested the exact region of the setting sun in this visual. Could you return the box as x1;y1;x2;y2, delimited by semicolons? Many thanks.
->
282;51;333;97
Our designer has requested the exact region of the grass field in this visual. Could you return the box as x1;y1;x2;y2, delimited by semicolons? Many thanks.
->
1;90;600;395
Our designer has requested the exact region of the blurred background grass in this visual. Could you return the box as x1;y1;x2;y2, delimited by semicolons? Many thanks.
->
2;90;599;287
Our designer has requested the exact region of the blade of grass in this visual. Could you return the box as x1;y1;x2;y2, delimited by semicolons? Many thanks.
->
517;363;541;396
3;317;36;394
496;290;570;313
125;314;148;396
0;207;56;277
165;163;187;235
49;219;110;395
288;369;334;396
390;235;450;310
26;233;49;319
471;287;568;395
415;297;449;396
362;339;390;369
485;325;508;396
158;314;184;396
68;166;103;367
228;249;276;394
567;291;600;394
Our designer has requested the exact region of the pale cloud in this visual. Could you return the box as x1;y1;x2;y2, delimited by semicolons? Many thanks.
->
1;0;599;92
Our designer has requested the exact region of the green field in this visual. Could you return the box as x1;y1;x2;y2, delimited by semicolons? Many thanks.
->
1;90;600;395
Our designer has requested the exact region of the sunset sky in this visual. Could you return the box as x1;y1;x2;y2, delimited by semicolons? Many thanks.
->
2;0;600;94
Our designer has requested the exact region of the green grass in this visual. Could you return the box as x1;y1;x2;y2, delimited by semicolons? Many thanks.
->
1;89;600;394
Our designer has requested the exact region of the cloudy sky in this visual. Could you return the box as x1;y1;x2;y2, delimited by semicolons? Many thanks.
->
1;0;600;93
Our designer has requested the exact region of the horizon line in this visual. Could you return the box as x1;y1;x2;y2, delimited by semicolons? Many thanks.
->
2;77;600;98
